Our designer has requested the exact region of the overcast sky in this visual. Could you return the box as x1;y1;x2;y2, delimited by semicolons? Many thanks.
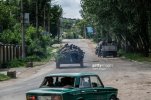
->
54;0;82;19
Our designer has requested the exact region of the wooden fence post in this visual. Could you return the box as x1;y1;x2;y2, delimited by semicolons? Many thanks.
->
18;46;20;59
16;46;19;59
14;45;17;59
2;45;4;64
11;45;14;60
8;45;10;61
4;45;7;63
0;45;3;64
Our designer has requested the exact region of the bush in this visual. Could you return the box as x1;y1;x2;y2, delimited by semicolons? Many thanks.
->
26;26;54;58
6;59;25;68
64;32;74;39
25;55;41;62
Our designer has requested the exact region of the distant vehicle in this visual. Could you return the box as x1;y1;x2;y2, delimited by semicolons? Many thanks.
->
96;40;117;57
26;73;119;100
56;44;85;68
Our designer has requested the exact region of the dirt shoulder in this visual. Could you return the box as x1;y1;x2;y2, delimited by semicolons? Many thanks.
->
0;61;55;88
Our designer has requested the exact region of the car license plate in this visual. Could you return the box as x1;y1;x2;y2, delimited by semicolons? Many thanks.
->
38;96;52;100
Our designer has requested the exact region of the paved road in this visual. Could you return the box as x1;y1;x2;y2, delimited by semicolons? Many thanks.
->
0;39;150;100
0;39;103;100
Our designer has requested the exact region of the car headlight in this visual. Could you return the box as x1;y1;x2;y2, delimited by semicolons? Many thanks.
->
38;95;62;100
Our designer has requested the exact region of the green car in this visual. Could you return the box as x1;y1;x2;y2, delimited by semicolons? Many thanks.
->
26;73;119;100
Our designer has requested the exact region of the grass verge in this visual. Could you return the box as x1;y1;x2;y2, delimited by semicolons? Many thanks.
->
119;50;151;62
124;53;151;62
0;74;10;81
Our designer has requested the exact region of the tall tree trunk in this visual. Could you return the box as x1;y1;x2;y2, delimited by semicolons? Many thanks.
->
44;5;46;31
140;3;149;57
36;0;39;36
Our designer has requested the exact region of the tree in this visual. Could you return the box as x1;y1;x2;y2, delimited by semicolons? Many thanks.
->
81;0;151;56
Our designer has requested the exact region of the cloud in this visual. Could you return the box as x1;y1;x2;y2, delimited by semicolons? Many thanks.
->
54;0;82;19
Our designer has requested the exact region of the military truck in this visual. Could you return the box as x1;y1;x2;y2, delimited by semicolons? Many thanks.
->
96;40;117;57
56;44;85;68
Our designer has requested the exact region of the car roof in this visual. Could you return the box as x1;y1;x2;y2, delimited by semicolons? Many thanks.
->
46;72;97;77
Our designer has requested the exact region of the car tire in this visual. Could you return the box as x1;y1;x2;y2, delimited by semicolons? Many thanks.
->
80;60;84;67
113;52;117;57
110;96;117;100
102;51;106;58
56;61;60;68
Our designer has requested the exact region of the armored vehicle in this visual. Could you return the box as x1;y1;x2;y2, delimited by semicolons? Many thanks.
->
56;44;85;68
96;40;117;57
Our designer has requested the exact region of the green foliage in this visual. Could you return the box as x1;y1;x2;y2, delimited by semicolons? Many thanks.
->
6;59;25;68
61;18;84;39
42;47;59;61
0;0;62;36
0;3;17;30
0;74;10;81
81;0;151;56
0;0;63;68
75;19;87;36
0;23;21;44
25;55;41;62
26;25;54;57
63;32;75;39
92;33;102;43
50;5;63;37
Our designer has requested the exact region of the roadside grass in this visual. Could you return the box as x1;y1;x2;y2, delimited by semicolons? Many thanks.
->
0;73;10;81
119;50;151;62
124;53;151;62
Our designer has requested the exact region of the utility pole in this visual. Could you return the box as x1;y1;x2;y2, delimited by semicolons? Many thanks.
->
21;0;25;58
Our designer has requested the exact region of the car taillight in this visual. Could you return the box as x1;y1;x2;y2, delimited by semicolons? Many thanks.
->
27;96;36;100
